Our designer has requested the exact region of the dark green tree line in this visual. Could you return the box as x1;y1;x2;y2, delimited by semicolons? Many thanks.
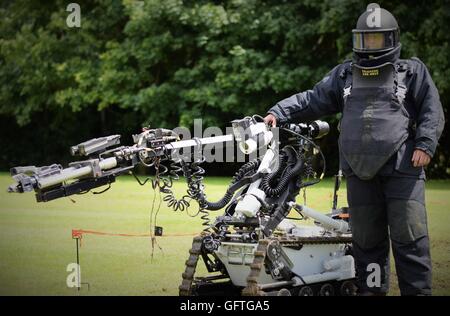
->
0;0;448;176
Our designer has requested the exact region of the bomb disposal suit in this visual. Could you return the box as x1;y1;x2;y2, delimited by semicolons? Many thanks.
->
267;4;445;295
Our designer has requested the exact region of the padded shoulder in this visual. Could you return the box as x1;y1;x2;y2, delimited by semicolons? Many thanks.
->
338;60;352;79
400;57;426;75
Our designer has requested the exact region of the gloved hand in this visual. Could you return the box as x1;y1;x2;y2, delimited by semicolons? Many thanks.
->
264;113;277;127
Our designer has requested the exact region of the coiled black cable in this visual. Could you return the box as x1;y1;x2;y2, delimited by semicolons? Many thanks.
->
160;159;192;212
183;155;207;207
260;152;288;193
179;154;211;229
180;156;261;217
197;158;261;211
134;142;261;231
261;148;304;197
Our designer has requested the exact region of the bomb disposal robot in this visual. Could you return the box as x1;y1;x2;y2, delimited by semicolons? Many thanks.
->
8;116;356;296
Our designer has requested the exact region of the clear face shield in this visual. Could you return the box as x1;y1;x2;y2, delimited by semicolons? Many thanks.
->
352;30;397;53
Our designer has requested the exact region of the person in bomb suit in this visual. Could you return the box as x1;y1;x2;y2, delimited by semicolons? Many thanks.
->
264;3;445;295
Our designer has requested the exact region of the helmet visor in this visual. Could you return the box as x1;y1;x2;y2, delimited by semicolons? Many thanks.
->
353;31;396;52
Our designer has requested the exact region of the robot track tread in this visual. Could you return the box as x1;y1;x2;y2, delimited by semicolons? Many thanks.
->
179;234;354;296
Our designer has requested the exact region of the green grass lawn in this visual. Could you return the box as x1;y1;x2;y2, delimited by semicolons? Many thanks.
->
0;172;449;296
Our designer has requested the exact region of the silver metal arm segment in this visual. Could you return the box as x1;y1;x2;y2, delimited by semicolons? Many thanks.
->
37;157;118;189
165;134;234;150
288;202;349;234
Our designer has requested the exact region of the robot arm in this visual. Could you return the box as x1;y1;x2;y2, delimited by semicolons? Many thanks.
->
7;117;271;203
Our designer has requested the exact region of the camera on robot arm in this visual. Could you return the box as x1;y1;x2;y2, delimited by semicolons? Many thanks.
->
215;118;331;240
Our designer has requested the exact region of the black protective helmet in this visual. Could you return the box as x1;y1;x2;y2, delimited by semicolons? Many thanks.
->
352;3;400;54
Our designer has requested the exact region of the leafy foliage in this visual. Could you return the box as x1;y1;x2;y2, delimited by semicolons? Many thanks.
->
0;0;448;176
